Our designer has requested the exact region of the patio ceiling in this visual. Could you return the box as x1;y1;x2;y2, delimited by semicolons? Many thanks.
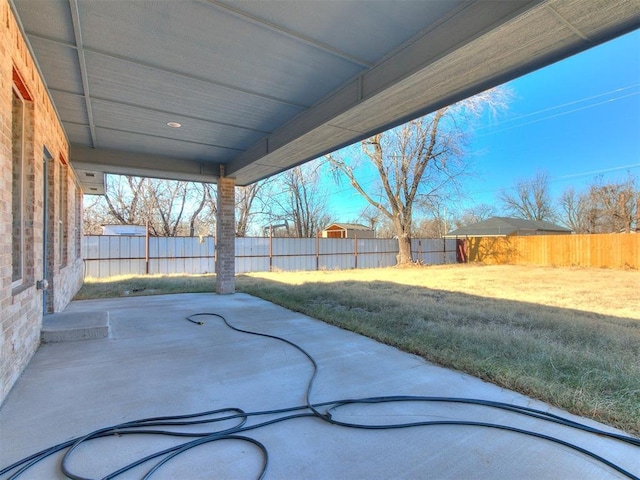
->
10;0;640;191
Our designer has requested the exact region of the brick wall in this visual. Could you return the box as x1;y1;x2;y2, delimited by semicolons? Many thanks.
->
216;168;236;294
0;0;84;404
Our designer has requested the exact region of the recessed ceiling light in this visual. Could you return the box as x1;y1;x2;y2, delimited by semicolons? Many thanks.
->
167;122;182;128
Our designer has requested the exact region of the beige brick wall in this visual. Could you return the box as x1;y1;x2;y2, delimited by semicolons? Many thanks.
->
0;0;84;404
216;168;236;294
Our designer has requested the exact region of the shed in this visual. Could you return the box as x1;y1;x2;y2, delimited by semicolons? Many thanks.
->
444;217;572;238
102;225;147;236
322;223;375;239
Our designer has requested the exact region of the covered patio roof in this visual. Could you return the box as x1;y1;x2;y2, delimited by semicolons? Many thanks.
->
10;0;640;191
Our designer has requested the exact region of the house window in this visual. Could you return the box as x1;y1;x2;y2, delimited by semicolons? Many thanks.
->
58;161;68;268
75;186;82;259
11;88;25;286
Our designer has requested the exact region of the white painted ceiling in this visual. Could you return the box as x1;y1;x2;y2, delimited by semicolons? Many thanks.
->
10;0;640;191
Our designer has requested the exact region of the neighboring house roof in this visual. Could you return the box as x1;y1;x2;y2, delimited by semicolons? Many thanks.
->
323;223;373;231
445;217;572;237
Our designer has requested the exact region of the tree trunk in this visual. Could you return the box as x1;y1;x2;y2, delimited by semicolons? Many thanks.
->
396;234;412;264
189;185;209;237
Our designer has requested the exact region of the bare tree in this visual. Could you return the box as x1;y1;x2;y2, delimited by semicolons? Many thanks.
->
372;216;396;239
235;180;273;237
198;179;274;237
586;175;638;233
83;194;111;234
188;183;212;237
413;217;446;238
466;203;497;224
147;179;188;236
356;205;382;235
268;161;331;237
103;176;149;225
601;182;635;233
84;175;215;236
328;88;507;263
451;203;497;230
559;187;591;233
500;170;556;221
418;194;463;237
559;174;638;233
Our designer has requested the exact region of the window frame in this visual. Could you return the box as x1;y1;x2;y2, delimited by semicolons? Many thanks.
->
58;161;69;269
11;86;26;289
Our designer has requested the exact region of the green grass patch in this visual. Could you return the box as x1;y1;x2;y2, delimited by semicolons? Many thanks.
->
75;274;216;300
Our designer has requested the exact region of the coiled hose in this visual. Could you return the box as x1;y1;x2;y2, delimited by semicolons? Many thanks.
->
1;312;638;479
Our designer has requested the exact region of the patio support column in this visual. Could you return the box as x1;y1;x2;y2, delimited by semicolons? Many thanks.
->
215;166;235;294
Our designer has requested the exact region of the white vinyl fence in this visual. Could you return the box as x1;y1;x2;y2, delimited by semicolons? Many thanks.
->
82;236;457;278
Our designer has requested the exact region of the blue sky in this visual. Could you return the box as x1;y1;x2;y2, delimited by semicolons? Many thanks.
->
327;29;640;222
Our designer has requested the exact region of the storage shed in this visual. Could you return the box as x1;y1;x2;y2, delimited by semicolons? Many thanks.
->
322;223;375;239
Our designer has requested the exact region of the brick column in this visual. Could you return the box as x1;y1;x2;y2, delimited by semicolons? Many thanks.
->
216;167;235;294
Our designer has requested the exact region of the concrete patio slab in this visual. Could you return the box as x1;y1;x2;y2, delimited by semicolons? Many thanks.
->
41;311;110;343
1;293;638;479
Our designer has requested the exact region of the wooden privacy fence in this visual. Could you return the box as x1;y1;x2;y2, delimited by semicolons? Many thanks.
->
82;236;458;278
465;233;640;269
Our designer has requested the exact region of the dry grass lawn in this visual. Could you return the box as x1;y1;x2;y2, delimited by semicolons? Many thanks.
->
76;265;640;435
242;264;640;319
75;273;216;300
237;265;640;435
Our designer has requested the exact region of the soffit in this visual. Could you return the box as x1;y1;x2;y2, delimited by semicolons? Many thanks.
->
10;0;640;189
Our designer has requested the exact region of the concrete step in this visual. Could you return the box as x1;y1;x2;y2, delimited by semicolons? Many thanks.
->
41;311;110;343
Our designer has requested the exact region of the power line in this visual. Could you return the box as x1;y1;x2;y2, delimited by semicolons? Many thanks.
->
557;163;640;180
477;91;640;137
476;83;640;133
462;164;640;198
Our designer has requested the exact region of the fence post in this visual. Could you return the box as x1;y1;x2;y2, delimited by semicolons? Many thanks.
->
316;232;320;271
354;234;358;269
443;237;446;264
213;232;217;272
145;220;150;274
269;227;273;272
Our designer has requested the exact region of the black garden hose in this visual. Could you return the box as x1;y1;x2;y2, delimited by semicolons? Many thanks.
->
1;312;638;480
